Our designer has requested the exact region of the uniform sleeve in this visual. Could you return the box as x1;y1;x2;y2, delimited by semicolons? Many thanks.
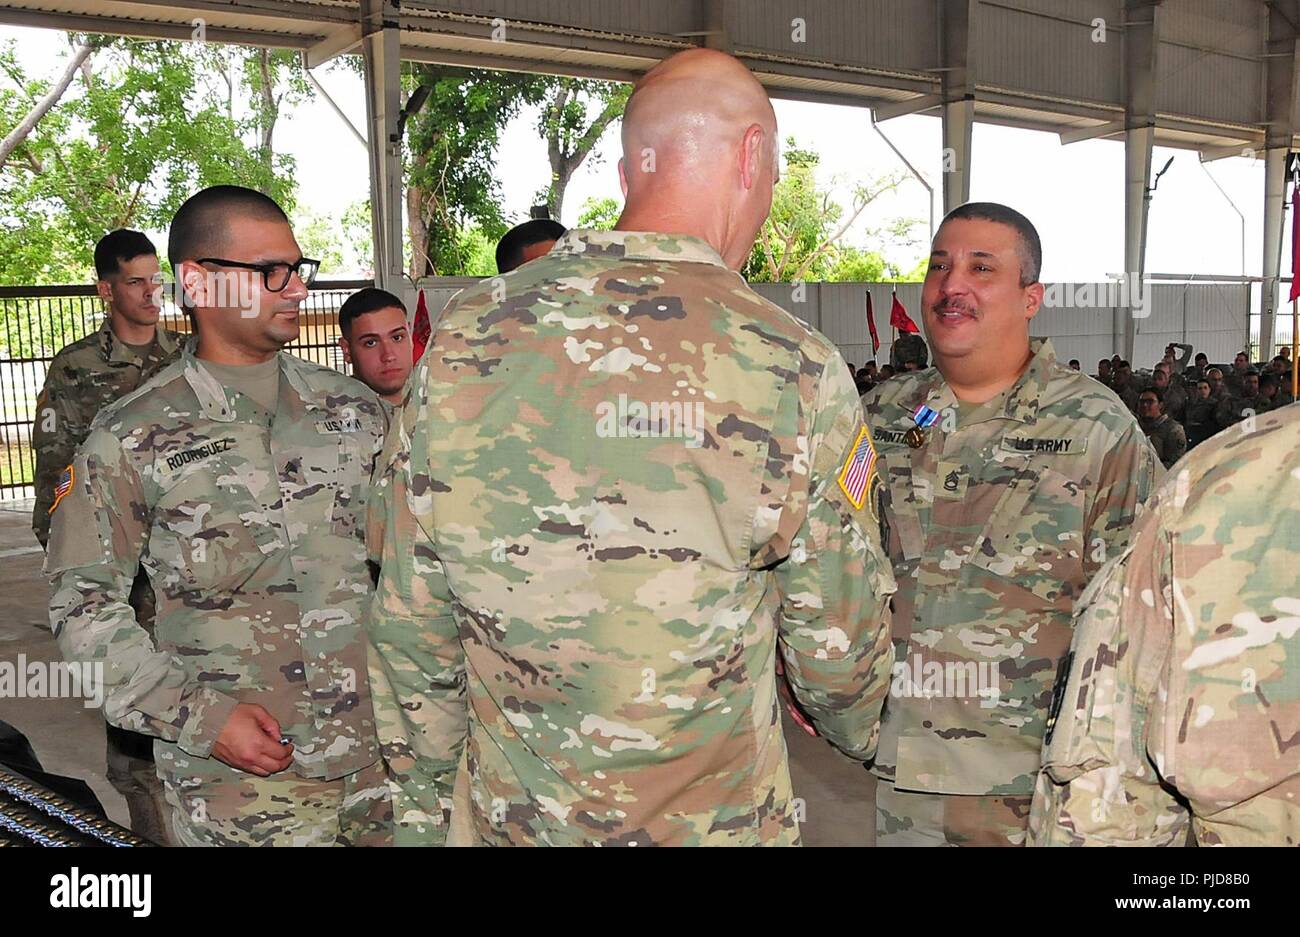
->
31;370;83;548
366;360;466;845
45;428;239;758
1029;496;1189;846
770;355;897;761
1084;420;1162;579
1164;422;1186;468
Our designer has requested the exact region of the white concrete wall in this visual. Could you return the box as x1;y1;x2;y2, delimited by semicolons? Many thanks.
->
414;276;1253;371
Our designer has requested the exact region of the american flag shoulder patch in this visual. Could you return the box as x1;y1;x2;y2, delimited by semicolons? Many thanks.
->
836;425;878;510
49;463;74;515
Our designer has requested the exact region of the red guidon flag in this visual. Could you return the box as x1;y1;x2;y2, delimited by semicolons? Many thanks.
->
865;290;880;354
411;288;432;362
889;290;919;334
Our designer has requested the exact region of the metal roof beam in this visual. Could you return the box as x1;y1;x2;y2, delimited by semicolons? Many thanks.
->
1059;119;1126;145
306;24;363;68
873;93;943;122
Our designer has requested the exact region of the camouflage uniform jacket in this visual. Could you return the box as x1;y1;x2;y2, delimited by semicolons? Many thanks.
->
364;377;463;846
1140;413;1187;469
376;229;897;846
861;339;1162;796
44;345;386;782
1160;380;1188;424
1031;403;1300;845
32;317;181;546
1215;391;1270;429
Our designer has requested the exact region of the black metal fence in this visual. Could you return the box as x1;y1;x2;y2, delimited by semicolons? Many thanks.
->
0;280;371;500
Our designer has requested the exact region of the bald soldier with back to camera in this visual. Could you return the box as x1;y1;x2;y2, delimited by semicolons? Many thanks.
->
369;47;896;846
44;186;391;846
861;202;1162;846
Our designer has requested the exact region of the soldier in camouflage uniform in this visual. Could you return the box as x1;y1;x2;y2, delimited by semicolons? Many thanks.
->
861;202;1161;846
1215;368;1269;430
1137;387;1187;469
32;229;180;844
33;231;182;545
890;332;929;371
372;48;896;847
1150;363;1186;424
44;187;391;846
1031;403;1300;845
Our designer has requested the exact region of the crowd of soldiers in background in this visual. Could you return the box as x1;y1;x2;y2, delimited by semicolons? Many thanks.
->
849;336;1296;470
1091;343;1295;468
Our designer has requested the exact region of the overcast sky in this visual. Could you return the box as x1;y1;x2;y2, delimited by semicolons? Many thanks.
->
3;23;1291;292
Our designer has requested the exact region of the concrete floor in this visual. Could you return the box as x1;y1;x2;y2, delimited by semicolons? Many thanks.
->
0;499;874;846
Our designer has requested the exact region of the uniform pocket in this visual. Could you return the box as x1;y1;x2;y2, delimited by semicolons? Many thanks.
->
149;453;281;595
330;433;368;540
964;462;1086;607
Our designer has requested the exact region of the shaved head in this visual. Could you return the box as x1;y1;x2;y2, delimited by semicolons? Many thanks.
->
168;185;289;274
616;48;778;269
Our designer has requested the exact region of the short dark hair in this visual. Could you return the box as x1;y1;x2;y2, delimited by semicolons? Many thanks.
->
1069;359;1080;367
1098;358;1110;368
94;229;156;280
1261;373;1279;389
495;219;566;274
938;202;1042;286
339;287;406;339
167;185;290;278
1140;387;1163;404
1196;352;1209;363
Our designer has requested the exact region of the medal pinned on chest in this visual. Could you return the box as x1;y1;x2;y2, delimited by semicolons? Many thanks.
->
906;404;940;448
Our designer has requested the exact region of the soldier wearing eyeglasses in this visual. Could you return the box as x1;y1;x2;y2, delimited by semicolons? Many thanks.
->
43;186;392;846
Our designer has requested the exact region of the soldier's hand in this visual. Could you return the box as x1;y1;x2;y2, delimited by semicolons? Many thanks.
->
774;654;818;737
212;703;294;776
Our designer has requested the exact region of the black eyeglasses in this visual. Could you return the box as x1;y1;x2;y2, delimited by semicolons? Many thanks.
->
196;257;320;291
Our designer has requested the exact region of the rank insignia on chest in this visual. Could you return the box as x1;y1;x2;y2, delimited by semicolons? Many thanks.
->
49;464;74;515
837;425;878;510
935;461;969;499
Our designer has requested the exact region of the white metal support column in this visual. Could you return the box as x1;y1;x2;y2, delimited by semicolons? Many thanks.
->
939;0;975;214
1261;1;1299;361
1121;0;1161;361
361;0;403;291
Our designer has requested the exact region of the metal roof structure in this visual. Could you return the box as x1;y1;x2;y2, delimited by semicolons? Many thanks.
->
4;1;1298;354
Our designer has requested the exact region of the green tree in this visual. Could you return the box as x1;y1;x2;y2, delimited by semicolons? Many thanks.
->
400;65;550;277
742;137;914;284
457;226;497;277
536;79;629;220
576;196;621;231
294;207;346;276
341;198;374;277
1;35;296;288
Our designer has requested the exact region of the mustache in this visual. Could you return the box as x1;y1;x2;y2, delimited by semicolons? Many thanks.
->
932;298;978;315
